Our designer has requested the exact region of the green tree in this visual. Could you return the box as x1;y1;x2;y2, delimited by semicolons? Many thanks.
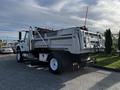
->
118;31;120;56
105;29;112;54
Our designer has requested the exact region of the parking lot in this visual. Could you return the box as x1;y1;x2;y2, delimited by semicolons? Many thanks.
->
0;54;120;90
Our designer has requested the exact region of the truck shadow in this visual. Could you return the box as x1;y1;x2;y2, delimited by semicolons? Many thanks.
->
23;60;97;89
22;60;98;89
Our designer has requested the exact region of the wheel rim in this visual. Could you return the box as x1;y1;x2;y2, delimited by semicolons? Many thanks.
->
17;53;20;61
50;58;58;71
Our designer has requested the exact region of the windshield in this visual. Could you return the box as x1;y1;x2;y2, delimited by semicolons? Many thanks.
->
20;31;29;41
20;32;26;41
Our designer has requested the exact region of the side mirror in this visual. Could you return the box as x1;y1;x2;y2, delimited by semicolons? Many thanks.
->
19;32;22;40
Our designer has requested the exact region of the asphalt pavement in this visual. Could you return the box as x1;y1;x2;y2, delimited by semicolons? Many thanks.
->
0;54;120;90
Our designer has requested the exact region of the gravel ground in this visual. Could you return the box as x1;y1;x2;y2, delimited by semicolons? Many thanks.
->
0;54;120;90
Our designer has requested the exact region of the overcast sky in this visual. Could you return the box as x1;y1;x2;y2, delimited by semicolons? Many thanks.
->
0;0;120;40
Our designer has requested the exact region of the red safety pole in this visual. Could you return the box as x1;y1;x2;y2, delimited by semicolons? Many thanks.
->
84;6;88;27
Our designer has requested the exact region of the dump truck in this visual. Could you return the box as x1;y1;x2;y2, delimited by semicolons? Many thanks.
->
16;26;104;74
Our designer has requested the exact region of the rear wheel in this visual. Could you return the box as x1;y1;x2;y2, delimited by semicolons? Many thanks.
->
78;61;86;68
50;58;59;72
49;54;63;74
48;52;72;74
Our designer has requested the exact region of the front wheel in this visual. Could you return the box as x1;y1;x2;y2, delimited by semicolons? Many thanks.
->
16;51;23;63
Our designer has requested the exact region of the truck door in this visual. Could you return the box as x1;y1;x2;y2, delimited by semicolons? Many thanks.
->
20;31;30;52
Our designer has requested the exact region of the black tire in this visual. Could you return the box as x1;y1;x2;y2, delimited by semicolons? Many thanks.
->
48;53;63;74
16;50;23;63
48;52;72;74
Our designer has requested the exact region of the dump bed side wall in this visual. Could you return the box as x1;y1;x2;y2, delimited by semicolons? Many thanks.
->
32;28;82;54
31;28;104;54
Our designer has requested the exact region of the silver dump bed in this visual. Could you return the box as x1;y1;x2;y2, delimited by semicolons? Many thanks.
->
31;27;104;54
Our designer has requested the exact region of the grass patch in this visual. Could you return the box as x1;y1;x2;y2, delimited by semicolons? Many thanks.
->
93;54;120;69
